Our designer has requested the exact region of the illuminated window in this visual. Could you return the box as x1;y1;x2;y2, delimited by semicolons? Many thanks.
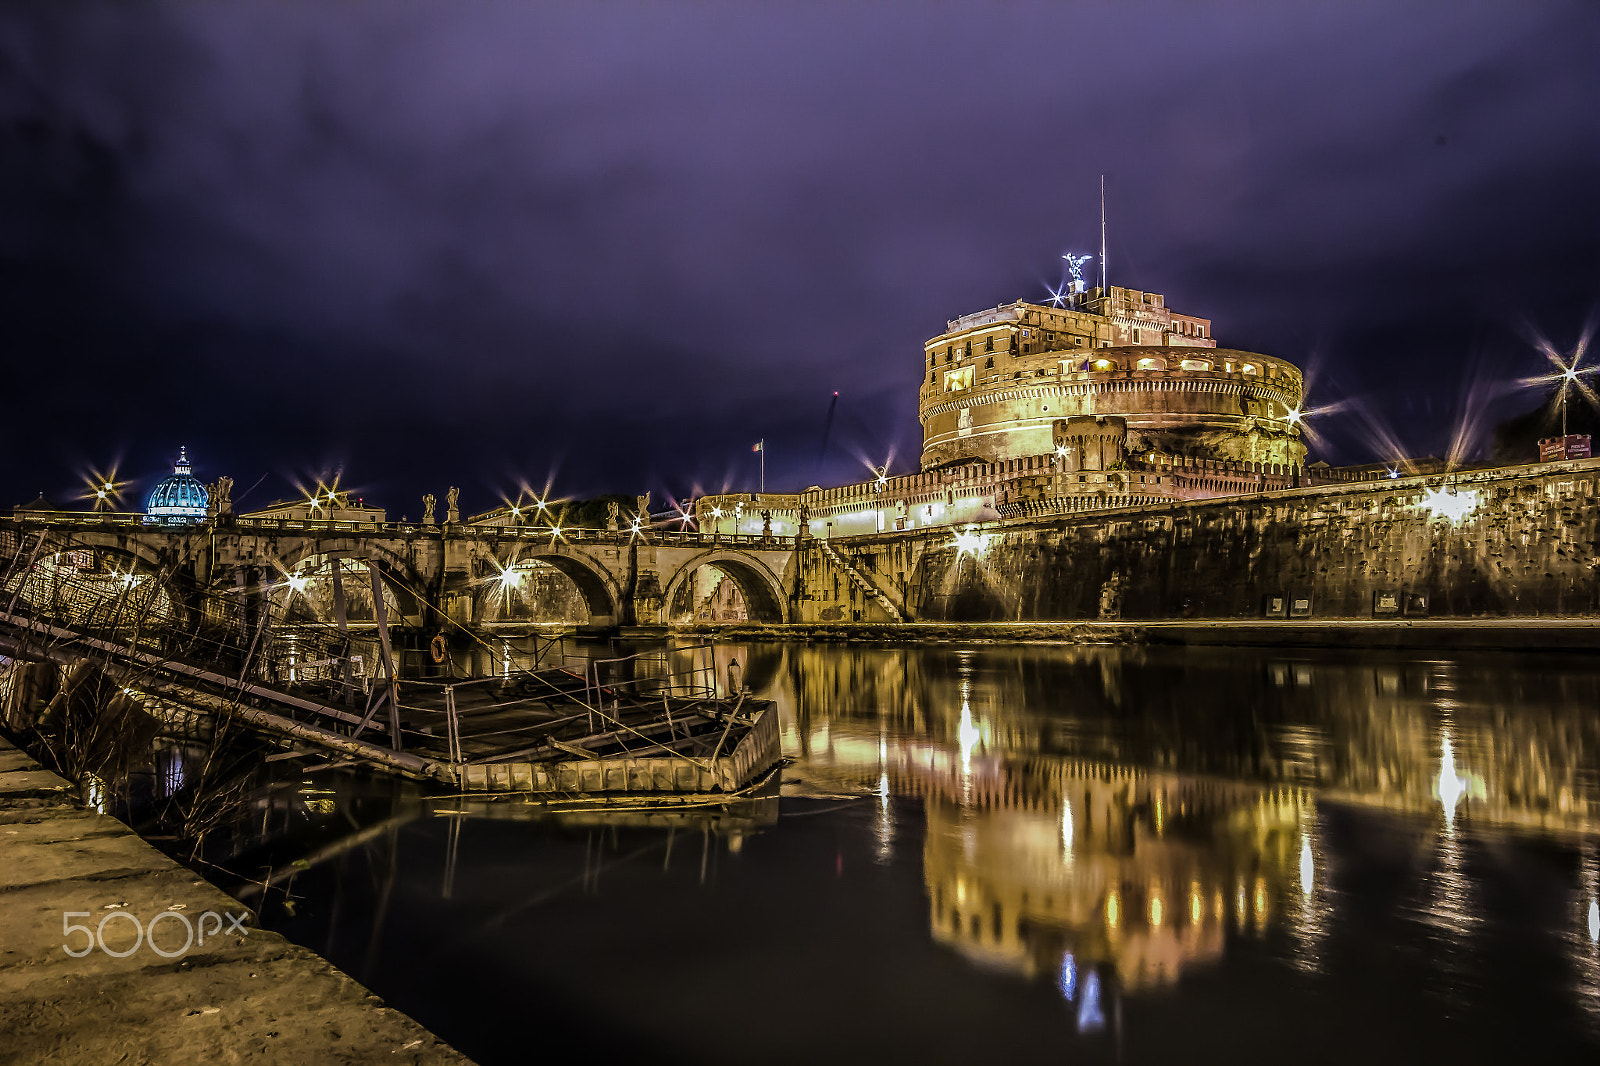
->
1092;358;1115;371
1241;363;1258;375
1180;359;1212;371
1137;357;1161;370
944;366;974;391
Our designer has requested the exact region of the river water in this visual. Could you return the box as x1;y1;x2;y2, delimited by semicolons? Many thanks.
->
184;641;1600;1064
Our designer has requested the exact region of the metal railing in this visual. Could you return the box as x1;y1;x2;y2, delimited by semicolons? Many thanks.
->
583;643;718;718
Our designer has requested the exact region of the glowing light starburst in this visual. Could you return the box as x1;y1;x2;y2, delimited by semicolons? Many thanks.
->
1420;485;1481;525
1521;323;1599;438
81;465;127;511
953;527;989;557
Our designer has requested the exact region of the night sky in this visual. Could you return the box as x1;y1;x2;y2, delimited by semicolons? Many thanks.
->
3;2;1597;518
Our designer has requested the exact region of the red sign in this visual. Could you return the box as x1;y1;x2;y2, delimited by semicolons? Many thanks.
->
1540;435;1591;462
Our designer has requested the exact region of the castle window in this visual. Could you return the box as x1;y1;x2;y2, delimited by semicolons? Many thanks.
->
1142;292;1152;303
985;336;994;352
1023;344;1030;353
1137;357;1161;370
1013;371;1021;379
944;366;974;392
985;357;994;369
1181;359;1212;371
1133;329;1141;344
1092;358;1115;371
964;342;971;358
1241;363;1258;375
929;371;936;383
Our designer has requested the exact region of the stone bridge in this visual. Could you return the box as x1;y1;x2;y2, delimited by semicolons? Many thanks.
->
9;454;1597;630
0;513;801;630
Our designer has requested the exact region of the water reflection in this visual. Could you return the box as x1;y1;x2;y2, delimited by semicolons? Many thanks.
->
153;641;1600;1062
754;642;1600;1035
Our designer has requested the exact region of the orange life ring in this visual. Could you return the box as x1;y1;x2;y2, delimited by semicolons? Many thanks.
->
429;633;447;663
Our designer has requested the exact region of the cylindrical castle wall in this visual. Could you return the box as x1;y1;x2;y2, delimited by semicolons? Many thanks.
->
920;346;1305;470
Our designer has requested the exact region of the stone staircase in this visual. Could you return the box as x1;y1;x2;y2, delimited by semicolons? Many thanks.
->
815;538;904;621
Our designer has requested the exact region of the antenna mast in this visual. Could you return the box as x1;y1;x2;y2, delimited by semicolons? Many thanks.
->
1099;174;1107;294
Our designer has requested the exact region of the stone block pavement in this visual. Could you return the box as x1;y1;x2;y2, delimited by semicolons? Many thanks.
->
0;733;473;1065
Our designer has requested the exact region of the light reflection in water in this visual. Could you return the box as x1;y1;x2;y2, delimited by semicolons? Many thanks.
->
762;642;1600;1021
1077;971;1105;1032
208;641;1600;1058
1058;953;1077;1000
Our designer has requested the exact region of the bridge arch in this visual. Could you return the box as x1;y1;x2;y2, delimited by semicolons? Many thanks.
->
481;545;624;627
660;549;789;625
271;542;429;623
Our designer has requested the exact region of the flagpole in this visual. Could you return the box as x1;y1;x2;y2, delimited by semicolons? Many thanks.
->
760;439;765;493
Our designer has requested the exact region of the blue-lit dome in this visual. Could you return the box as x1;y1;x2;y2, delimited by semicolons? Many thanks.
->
144;447;209;525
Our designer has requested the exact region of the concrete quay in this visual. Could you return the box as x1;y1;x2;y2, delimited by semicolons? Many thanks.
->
685;617;1600;652
0;734;472;1066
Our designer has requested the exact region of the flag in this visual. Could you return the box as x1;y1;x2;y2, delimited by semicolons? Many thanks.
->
752;441;763;452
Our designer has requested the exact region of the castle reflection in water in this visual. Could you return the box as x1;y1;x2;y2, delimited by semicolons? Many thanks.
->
737;642;1600;1029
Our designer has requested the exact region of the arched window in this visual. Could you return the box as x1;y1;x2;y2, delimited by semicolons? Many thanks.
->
1137;357;1162;371
1092;358;1115;371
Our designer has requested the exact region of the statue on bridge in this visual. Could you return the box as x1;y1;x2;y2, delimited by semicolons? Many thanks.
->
423;494;436;525
446;486;460;524
215;476;233;516
797;503;810;540
635;492;650;526
761;510;772;541
606;501;620;530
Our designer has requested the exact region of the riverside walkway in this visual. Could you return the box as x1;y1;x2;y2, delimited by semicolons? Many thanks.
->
0;733;471;1065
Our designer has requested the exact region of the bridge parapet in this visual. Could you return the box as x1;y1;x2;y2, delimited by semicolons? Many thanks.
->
7;510;784;549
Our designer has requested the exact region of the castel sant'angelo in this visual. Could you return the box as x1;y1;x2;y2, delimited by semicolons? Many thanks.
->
699;275;1332;539
919;284;1305;470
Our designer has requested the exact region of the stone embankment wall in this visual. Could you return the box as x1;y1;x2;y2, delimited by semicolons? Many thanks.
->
798;457;1600;623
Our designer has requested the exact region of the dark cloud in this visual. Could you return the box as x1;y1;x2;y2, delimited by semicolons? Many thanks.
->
1;1;1596;512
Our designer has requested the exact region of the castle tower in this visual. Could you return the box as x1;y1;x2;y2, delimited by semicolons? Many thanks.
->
919;288;1306;470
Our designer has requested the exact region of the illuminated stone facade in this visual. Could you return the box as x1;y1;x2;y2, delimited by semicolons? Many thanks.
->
698;283;1315;539
920;288;1305;470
